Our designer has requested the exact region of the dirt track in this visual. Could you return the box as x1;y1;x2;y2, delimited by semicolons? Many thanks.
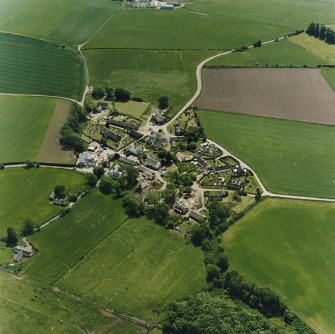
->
196;68;335;125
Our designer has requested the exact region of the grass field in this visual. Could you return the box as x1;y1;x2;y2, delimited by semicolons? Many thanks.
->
57;217;207;321
24;191;206;322
0;33;84;99
223;198;335;334
85;49;214;117
197;110;335;198
207;38;329;67
0;168;85;235
86;0;335;49
0;271;142;334
115;101;150;119
321;68;335;92
0;96;55;163
0;0;122;45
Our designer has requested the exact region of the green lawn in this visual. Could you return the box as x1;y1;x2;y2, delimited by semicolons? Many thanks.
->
223;198;335;334
0;271;141;334
207;38;329;67
0;96;56;163
115;101;150;119
0;33;84;99
0;0;122;45
0;168;85;235
86;0;335;49
57;217;207;321
85;49;214;117
197;110;335;198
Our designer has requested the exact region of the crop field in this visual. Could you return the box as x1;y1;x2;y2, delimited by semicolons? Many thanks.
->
197;68;335;125
114;101;150;119
223;198;335;334
0;33;84;99
0;168;85;235
57;217;207;321
86;0;335;50
0;271;142;334
197;110;335;198
0;0;122;45
85;49;214;117
207;38;329;67
0;96;55;163
36;99;75;164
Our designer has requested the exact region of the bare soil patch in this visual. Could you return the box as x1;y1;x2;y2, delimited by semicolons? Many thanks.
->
196;68;335;125
37;99;75;164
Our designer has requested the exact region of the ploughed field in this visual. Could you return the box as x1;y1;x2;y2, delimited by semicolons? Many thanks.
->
223;198;335;334
196;68;335;125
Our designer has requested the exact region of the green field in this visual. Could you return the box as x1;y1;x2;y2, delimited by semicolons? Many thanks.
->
0;0;121;45
322;68;335;92
115;101;150;119
197;110;335;198
0;33;84;99
87;0;335;49
223;198;335;334
0;271;142;334
24;191;207;321
0;96;56;163
207;38;329;67
0;168;85;235
85;49;214;117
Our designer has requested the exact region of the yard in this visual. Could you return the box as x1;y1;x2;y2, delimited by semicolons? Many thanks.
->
115;101;150;119
0;33;84;99
197;110;335;198
0;168;85;235
224;198;335;334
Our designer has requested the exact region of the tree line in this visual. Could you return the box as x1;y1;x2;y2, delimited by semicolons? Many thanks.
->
306;22;335;44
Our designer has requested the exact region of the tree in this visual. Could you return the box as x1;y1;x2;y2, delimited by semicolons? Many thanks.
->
6;227;18;246
99;177;122;197
54;184;66;199
162;185;176;207
86;173;98;188
320;25;327;40
208;202;230;229
306;22;316;36
186;142;197;151
253;40;262;47
123;195;145;217
206;264;221;282
158;95;169;110
191;224;210;246
255;188;262;202
216;253;229;272
21;219;35;237
68;193;78;202
93;166;105;179
123;165;139;188
105;87;115;101
151;203;169;225
92;87;105;99
114;88;131;102
59;134;85;152
25;160;35;169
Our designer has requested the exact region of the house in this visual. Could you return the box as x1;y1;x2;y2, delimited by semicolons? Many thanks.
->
152;114;167;125
13;244;33;258
148;131;167;149
161;3;174;9
227;177;245;190
53;198;66;206
76;152;97;168
107;163;124;178
120;156;139;166
97;102;110;111
13;251;23;262
125;144;145;157
49;191;56;201
194;157;208;171
174;202;188;215
138;164;155;176
100;126;121;142
214;165;231;174
144;156;161;170
129;129;143;140
107;119;138;130
189;210;205;222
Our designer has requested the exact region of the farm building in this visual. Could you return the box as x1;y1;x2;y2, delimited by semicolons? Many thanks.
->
194;157;208;171
144;156;161;170
214;165;231;173
120;156;139;166
138;164;155;175
148;131;167;149
97;102;110;112
129;129;143;140
107;119;138;130
189;210;205;222
76;152;97;168
100;126;121;142
13;244;33;259
125;143;145;156
174;202;188;215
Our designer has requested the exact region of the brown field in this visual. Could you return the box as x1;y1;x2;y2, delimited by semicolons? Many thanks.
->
196;68;335;125
37;99;75;164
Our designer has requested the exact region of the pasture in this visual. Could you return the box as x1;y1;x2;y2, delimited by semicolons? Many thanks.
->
85;49;214;117
86;0;335;49
0;271;141;334
0;0;122;45
223;198;335;334
0;33;84;99
207;38;329;67
57;217;207;321
0;168;85;235
197;68;335;125
197;110;335;198
0;96;54;163
321;68;335;92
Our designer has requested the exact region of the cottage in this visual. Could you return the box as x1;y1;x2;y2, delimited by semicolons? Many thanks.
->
189;210;205;222
129;129;143;140
53;198;66;207
195;157;208;171
107;119;138;130
148;131;167;149
76;152;97;168
174;202;188;215
97;102;110;111
100;126;121;142
13;244;33;258
214;165;231;174
120;156;139;166
227;177;245;190
144;156;161;170
152;114;167;125
138;164;155;175
107;163;124;178
125;143;145;157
